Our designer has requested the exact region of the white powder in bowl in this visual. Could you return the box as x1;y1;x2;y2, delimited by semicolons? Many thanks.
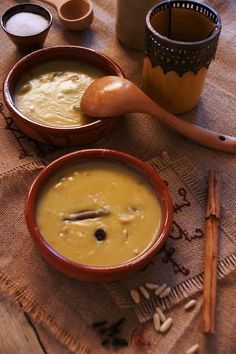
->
5;12;49;36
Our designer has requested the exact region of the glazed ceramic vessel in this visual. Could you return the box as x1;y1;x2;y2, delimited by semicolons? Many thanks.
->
3;45;124;147
25;149;173;282
1;3;52;52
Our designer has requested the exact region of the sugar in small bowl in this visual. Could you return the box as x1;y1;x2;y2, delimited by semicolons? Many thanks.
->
1;3;52;52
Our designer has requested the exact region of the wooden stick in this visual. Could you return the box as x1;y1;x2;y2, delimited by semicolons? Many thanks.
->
202;170;221;334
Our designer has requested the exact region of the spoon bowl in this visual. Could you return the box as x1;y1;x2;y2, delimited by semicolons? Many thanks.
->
40;0;93;31
81;76;236;154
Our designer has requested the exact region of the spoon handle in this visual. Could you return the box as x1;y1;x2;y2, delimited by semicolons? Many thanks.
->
144;97;236;154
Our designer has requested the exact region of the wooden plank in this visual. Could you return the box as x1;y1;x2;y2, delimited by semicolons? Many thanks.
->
0;293;70;354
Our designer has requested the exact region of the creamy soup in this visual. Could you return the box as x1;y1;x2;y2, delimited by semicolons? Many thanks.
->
14;60;103;127
37;162;162;266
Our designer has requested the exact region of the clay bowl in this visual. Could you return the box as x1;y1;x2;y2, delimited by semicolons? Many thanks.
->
1;3;52;52
25;149;173;282
3;46;124;147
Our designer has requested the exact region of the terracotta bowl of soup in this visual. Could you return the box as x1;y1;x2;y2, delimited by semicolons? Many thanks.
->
25;149;173;282
3;46;124;147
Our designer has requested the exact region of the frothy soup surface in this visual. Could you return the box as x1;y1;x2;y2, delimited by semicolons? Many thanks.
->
37;162;162;266
14;60;103;127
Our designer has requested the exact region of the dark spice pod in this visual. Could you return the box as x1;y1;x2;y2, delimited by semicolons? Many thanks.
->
110;317;126;329
92;320;107;329
101;338;110;346
111;337;129;347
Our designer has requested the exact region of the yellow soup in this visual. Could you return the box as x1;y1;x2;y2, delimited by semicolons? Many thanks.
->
14;60;104;127
37;162;162;266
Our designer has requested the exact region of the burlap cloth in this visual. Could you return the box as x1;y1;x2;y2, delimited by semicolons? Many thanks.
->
0;0;235;353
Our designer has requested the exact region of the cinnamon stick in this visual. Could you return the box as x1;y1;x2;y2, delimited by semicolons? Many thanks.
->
63;208;110;222
202;170;221;334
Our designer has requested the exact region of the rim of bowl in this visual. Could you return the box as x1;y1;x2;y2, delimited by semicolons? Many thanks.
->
25;149;173;276
59;0;93;22
146;0;222;48
1;3;53;38
3;45;124;132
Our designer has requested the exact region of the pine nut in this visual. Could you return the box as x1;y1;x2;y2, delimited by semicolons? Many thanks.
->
184;299;197;311
185;343;199;354
155;307;166;323
159;286;171;298
154;283;167;296
130;289;140;304
145;282;160;290
139;286;150;299
160;317;173;333
153;313;161;332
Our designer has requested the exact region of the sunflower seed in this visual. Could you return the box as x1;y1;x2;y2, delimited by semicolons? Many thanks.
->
130;289;140;304
159;286;171;298
153;313;161;332
184;299;197;311
154;283;167;296
139;286;150;299
155;307;166;323
185;343;199;354
145;282;160;290
160;317;173;333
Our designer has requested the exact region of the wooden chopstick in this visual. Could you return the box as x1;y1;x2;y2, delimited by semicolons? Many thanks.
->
202;170;221;334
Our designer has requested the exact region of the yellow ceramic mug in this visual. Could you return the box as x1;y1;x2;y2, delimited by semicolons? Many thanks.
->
142;0;221;114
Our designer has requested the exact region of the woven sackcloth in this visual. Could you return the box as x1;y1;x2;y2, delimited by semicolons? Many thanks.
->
0;0;235;353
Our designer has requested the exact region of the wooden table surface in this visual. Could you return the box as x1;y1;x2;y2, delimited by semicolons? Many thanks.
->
0;1;235;353
0;292;70;354
1;270;236;353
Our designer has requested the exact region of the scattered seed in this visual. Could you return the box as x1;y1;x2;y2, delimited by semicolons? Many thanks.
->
122;229;129;240
72;104;81;111
139;286;150;299
154;283;167;296
119;214;135;224
160;317;173;333
159;286;171;298
184;299;197;311
56;71;64;77
130;289;140;304
155;307;166;323
145;282;160;290
19;82;32;94
185;343;199;354
153;313;161;332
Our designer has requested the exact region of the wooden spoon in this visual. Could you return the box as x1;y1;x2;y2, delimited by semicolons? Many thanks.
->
81;76;236;154
39;0;93;31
